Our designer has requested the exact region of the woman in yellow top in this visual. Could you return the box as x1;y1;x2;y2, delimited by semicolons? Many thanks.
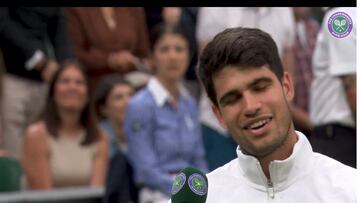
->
22;62;108;189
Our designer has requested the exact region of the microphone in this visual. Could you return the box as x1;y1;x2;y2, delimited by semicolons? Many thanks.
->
171;167;208;203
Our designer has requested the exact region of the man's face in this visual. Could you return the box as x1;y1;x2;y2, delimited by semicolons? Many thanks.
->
212;65;294;157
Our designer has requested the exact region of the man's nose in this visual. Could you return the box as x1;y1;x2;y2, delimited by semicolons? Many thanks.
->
243;92;261;117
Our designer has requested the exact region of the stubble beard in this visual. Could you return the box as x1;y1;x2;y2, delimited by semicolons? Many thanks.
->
239;108;293;158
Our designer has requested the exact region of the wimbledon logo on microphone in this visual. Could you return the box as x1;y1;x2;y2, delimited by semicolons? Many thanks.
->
188;173;208;196
171;172;186;195
328;11;353;38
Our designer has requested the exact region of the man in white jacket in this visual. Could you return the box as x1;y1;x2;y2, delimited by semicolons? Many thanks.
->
196;27;356;202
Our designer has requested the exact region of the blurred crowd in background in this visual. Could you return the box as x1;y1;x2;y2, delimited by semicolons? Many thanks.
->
0;7;356;203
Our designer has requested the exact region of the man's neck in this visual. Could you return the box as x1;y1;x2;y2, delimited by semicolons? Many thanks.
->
258;129;298;179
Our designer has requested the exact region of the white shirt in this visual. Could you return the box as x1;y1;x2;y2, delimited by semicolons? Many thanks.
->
310;7;356;127
196;7;296;135
148;77;190;107
205;131;357;203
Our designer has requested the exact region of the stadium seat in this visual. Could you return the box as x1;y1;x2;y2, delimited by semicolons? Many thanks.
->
0;156;22;192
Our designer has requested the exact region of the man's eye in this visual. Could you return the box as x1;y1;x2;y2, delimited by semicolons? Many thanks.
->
222;94;241;106
253;84;268;92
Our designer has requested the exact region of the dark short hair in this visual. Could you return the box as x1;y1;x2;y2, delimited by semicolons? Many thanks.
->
43;61;100;146
93;74;133;120
149;22;190;51
197;27;284;107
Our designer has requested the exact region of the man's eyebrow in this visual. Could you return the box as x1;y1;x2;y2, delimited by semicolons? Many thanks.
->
218;76;273;105
247;77;273;88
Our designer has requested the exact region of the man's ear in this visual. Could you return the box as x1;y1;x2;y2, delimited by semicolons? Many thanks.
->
282;72;294;102
211;104;227;130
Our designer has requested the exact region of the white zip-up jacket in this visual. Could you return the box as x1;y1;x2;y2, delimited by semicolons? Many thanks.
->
206;131;356;202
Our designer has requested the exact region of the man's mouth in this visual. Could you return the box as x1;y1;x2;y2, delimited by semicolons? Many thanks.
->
244;118;272;130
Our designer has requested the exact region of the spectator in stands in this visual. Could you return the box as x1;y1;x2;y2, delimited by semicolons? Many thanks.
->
124;23;208;203
93;74;135;159
310;7;356;168
0;7;75;159
65;7;151;89
21;63;108;189
291;7;319;136
146;7;201;100
94;75;139;203
163;7;201;100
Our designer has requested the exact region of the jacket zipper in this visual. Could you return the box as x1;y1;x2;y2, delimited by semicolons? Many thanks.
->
267;179;275;199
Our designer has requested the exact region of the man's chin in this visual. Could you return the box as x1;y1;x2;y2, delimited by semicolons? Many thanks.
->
247;143;279;157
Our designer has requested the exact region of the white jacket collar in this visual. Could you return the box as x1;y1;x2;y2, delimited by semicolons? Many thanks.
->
147;77;190;107
236;131;314;191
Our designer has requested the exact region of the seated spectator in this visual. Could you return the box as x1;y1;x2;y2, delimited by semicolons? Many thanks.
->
65;7;151;89
21;62;108;189
94;74;135;159
164;7;201;100
94;74;141;203
124;23;208;203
